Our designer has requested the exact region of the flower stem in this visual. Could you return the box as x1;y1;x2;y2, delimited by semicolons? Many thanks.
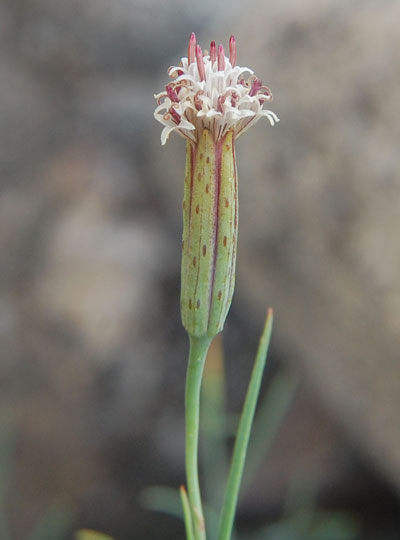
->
186;334;211;540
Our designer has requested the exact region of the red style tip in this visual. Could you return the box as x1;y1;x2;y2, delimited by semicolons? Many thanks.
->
217;44;225;71
229;35;237;66
188;32;196;64
195;44;206;81
210;41;217;63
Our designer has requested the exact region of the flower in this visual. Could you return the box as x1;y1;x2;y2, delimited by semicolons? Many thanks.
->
154;33;279;145
154;34;278;339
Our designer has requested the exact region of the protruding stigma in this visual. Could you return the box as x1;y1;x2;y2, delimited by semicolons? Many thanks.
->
188;32;196;64
229;35;237;66
218;44;225;71
210;40;216;63
196;44;206;81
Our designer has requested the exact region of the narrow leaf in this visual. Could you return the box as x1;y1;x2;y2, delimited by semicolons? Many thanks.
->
217;309;273;540
180;485;195;540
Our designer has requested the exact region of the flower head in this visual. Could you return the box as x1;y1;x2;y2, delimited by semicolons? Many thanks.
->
154;33;279;145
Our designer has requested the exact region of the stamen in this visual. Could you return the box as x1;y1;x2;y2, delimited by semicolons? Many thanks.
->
188;32;196;65
194;90;204;111
217;95;226;113
210;41;216;63
169;106;181;124
196;44;206;81
166;84;179;102
229;35;237;67
217;44;225;71
230;91;239;107
155;33;279;144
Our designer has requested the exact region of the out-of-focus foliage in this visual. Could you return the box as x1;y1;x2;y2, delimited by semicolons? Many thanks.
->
141;361;360;540
76;530;116;540
251;511;359;540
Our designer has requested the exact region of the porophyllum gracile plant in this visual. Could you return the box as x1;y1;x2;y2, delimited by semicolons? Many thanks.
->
154;33;279;540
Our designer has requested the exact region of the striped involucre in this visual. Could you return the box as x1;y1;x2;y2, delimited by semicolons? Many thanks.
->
181;128;238;338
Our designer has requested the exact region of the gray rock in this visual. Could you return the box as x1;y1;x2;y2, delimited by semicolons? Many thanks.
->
233;0;400;489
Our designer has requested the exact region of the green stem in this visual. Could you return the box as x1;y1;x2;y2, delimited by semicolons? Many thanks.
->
217;310;273;540
186;335;211;540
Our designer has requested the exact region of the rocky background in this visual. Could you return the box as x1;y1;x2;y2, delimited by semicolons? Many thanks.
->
1;0;400;539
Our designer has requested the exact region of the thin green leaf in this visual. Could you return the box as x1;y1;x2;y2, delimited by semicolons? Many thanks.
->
180;485;195;540
140;484;220;539
217;309;273;540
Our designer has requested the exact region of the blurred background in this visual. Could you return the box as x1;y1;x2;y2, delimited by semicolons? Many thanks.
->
1;0;400;538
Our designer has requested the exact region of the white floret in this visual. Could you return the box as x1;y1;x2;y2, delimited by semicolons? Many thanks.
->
154;54;279;145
